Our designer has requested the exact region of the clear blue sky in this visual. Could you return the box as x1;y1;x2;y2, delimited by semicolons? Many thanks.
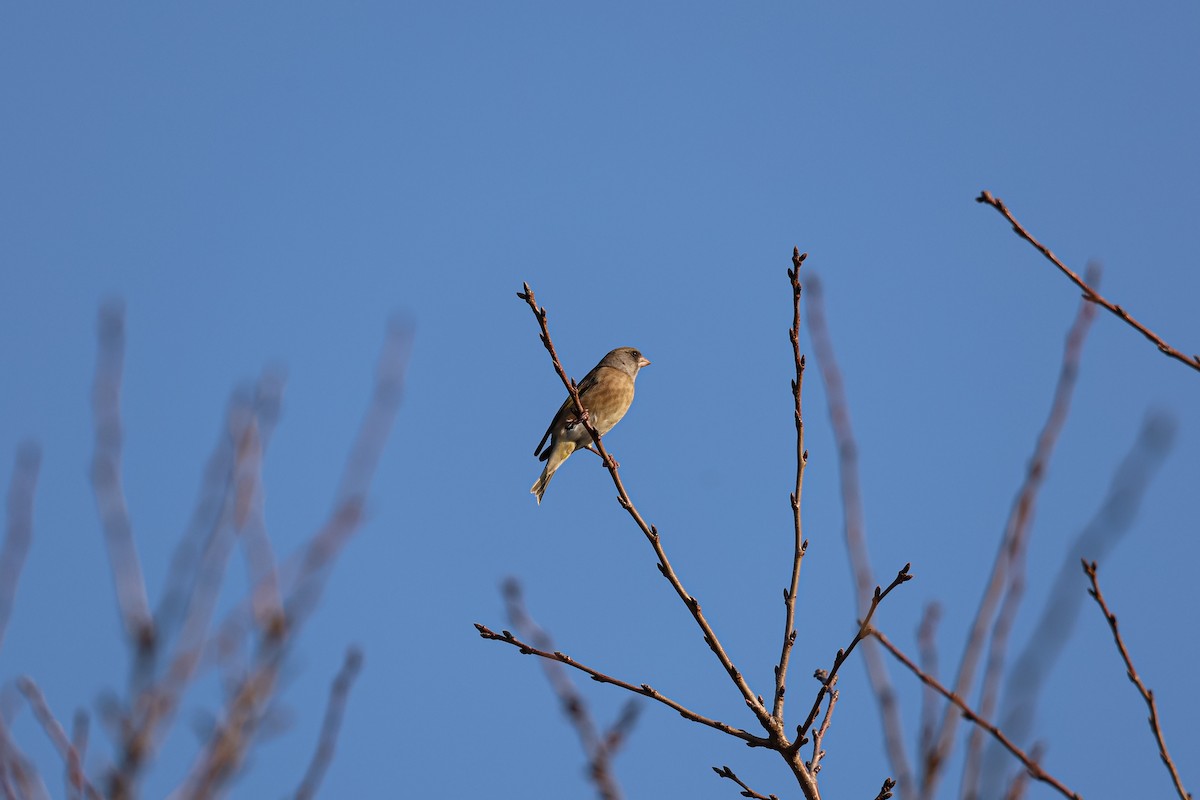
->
2;4;1197;798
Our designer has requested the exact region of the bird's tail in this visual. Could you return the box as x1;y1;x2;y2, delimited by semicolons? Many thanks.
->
531;443;574;504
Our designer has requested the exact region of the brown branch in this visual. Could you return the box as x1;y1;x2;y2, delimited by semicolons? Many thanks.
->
90;301;154;649
712;765;779;799
294;647;364;800
795;564;912;745
806;678;836;775
873;629;1082;800
874;777;897;800
476;623;770;747
773;249;810;724
15;679;102;800
960;268;1100;797
516;284;774;732
805;274;914;797
976;190;1200;373
0;443;40;656
1083;561;1192;800
504;579;631;800
1002;742;1044;800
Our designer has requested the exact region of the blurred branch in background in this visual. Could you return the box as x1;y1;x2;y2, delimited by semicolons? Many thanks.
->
503;579;639;800
924;270;1099;799
873;630;1081;800
976;190;1200;374
980;411;1177;795
293;646;364;800
961;265;1100;797
1082;561;1192;800
1;444;40;656
0;303;409;799
805;274;913;798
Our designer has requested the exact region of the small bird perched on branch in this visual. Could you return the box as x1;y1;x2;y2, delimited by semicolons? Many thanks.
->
531;347;651;504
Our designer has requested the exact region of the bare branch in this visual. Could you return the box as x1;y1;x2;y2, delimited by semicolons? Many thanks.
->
976;190;1200;373
796;564;912;744
773;249;810;723
712;765;779;800
516;284;774;732
874;630;1081;800
1083;561;1192;800
504;579;631;800
806;274;913;797
294;647;364;800
874;777;897;800
475;624;770;748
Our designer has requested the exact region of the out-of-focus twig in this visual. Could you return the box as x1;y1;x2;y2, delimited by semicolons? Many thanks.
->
981;411;1176;793
475;624;769;748
1083;561;1192;800
293;647;364;800
806;274;913;797
173;323;410;800
67;712;88;800
960;267;1099;797
976;190;1200;373
874;630;1081;800
915;603;941;766
15;679;102;800
712;765;779;800
774;249;810;725
90;302;154;649
504;579;634;800
0;444;40;656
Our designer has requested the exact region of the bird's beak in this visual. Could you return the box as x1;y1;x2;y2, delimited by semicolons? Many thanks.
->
638;357;651;368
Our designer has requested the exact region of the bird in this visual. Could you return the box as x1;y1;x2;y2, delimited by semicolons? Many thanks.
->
531;346;651;504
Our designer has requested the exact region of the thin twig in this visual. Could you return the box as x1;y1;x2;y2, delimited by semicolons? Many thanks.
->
15;679;103;800
476;624;770;748
795;564;912;745
806;274;913;797
874;777;897;800
976;190;1200;373
712;765;779;800
874;630;1082;800
960;268;1100;797
773;249;810;724
0;443;40;656
294;647;364;800
806;679;837;775
516;285;774;732
1082;561;1192;800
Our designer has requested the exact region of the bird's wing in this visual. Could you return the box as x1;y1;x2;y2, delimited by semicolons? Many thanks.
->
532;366;606;459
